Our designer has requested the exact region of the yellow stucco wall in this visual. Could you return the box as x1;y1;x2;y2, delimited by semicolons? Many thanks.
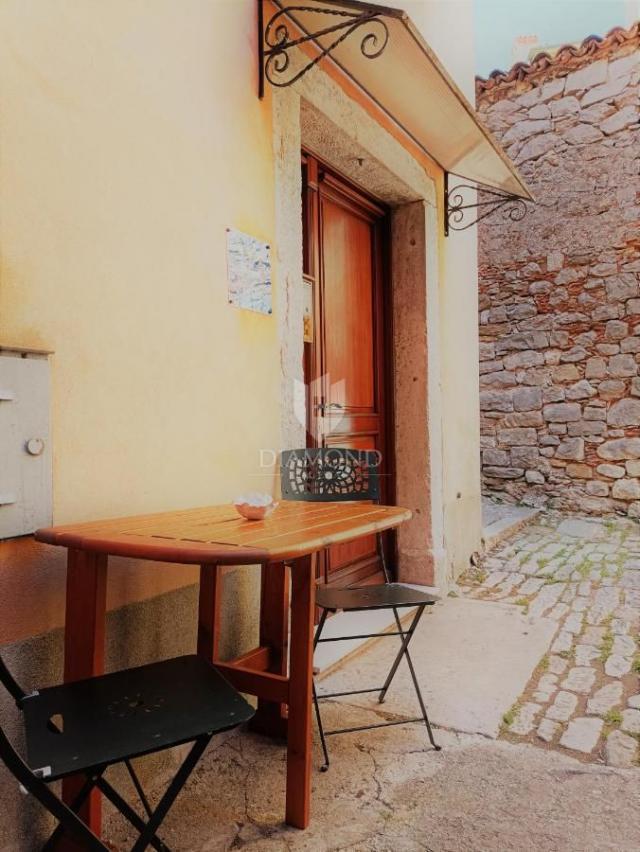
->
0;0;486;649
0;0;281;642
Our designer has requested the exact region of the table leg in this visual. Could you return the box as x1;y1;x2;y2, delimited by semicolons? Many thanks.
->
286;553;316;829
197;564;223;661
250;561;289;739
61;549;107;848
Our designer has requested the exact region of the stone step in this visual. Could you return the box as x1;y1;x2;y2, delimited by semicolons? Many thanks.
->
482;501;541;551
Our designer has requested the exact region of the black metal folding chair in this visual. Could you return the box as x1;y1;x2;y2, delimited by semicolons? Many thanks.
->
0;652;254;850
280;447;440;771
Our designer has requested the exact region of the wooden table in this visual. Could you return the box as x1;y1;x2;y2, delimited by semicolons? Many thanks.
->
35;500;411;839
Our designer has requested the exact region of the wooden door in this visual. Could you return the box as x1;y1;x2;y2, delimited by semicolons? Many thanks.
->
302;153;392;587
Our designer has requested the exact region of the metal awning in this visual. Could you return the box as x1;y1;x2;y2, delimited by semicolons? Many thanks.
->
259;0;533;202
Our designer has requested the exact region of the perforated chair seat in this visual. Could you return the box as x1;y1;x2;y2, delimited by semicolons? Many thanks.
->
316;583;438;613
22;655;253;781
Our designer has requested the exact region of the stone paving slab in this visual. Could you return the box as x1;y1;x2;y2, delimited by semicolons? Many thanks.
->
319;597;556;738
462;509;640;767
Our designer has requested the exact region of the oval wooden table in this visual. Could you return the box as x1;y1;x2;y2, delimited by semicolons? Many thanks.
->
35;500;411;843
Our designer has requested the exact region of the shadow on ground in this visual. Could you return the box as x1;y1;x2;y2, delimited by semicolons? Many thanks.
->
103;718;640;851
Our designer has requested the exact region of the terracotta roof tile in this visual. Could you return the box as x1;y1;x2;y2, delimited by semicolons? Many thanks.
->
476;21;640;100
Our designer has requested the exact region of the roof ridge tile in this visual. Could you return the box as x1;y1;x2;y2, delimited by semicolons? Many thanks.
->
476;21;640;100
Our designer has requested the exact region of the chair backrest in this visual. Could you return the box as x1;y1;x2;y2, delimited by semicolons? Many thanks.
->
281;448;380;502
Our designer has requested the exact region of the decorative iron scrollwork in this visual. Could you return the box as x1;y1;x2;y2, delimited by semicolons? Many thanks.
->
259;3;389;95
445;175;530;235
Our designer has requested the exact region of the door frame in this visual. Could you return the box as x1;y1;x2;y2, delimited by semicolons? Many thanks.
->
275;84;446;592
301;148;396;585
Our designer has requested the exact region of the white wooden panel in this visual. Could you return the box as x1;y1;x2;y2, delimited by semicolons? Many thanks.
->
0;355;52;538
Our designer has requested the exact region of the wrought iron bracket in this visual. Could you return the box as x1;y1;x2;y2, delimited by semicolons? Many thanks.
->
258;1;390;97
444;172;531;236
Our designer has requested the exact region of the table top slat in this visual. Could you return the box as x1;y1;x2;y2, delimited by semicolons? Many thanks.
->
226;509;411;560
130;502;376;544
36;502;411;563
184;505;397;547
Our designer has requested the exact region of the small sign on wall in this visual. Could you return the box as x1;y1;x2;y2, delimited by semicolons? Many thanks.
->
226;227;272;315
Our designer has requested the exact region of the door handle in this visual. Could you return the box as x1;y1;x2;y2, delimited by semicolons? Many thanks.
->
315;402;344;415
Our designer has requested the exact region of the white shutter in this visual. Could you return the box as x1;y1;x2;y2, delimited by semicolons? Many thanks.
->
0;355;52;538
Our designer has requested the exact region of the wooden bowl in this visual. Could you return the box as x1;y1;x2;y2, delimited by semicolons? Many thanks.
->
234;500;278;521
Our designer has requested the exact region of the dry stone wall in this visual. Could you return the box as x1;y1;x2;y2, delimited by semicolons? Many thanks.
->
477;36;640;516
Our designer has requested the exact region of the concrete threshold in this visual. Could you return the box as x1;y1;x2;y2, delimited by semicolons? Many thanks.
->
482;503;541;552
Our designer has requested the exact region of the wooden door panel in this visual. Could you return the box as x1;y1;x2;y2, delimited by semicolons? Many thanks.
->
303;154;391;587
322;201;375;411
320;196;382;584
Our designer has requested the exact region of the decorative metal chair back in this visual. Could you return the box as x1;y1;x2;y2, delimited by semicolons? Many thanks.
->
280;448;380;503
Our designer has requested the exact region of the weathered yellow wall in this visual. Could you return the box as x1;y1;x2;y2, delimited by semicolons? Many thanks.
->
0;0;280;643
1;0;486;646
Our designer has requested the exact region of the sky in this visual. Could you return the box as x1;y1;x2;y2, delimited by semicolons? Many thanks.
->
475;0;640;77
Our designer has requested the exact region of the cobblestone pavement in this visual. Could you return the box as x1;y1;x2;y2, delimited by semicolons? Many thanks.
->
462;510;640;766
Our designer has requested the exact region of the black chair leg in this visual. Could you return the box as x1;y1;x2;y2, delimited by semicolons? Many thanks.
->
313;609;330;771
379;605;440;751
125;758;154;819
377;531;439;747
41;771;105;852
32;779;107;852
130;735;211;852
312;681;330;772
405;651;441;751
96;777;170;852
378;606;425;703
313;608;329;655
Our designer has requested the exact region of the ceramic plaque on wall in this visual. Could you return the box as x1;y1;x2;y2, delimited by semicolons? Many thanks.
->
226;227;272;315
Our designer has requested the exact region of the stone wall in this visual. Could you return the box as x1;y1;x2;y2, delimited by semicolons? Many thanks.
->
476;32;640;516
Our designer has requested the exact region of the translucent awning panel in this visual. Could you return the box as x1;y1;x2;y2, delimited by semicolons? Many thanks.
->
264;0;533;200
